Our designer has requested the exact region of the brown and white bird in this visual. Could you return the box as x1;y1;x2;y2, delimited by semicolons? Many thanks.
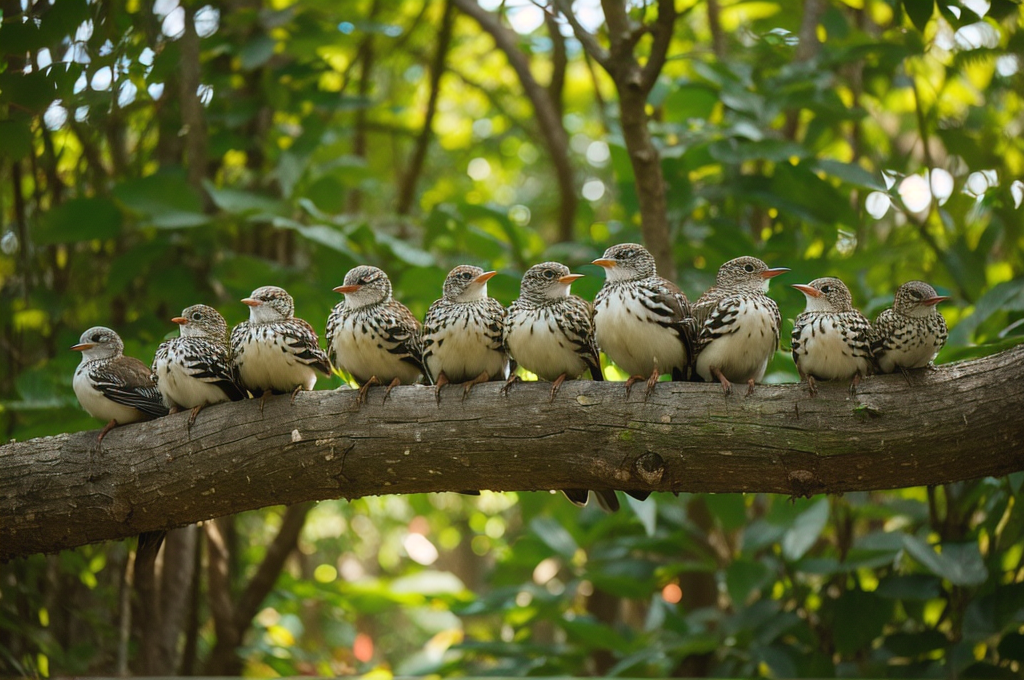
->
152;304;246;427
593;243;693;397
72;326;168;442
693;256;788;395
327;265;425;404
230;286;331;402
504;261;622;511
421;265;508;403
872;281;948;375
791;277;874;396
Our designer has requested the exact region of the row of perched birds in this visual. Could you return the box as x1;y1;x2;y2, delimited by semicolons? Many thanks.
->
72;243;947;507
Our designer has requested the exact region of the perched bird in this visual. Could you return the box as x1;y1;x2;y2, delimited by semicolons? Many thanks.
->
791;277;874;396
421;265;508;404
504;262;621;511
692;256;788;395
327;265;425;404
504;262;602;399
593;243;693;398
152;304;247;427
72;327;168;442
872;281;948;376
230;286;331;404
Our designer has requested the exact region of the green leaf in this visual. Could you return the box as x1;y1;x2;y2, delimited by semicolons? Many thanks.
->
34;197;123;245
902;536;988;586
813;159;887;191
903;0;935;32
831;588;895;654
705;494;747;532
782;498;829;561
529;517;578;559
948;278;1024;346
663;84;719;122
709;139;809;164
875;574;942;600
626;493;657;537
205;181;288;216
113;172;206;228
726;558;772;606
885;630;948;657
0;116;33;161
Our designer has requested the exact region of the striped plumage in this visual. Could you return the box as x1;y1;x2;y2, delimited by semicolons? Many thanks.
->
504;262;619;511
72;326;168;442
327;266;424;402
693;256;788;395
872;281;948;374
153;304;246;425
593;243;694;397
791;277;874;396
230;286;331;398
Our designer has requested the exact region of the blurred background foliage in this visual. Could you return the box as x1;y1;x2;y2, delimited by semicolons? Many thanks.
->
1;0;1023;677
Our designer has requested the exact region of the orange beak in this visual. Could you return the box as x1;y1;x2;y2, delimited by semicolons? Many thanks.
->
761;267;789;279
592;258;616;268
70;343;94;352
171;316;188;325
922;296;948;306
792;284;822;298
473;271;498;285
559;274;584;284
241;298;261;307
333;284;362;294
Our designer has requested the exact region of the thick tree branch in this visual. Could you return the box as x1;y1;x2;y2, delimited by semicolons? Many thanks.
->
3;347;1024;561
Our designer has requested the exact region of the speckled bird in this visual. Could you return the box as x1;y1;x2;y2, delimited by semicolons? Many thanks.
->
593;243;693;397
421;265;508;403
692;256;788;395
72;326;168;442
152;304;247;427
327;265;424;404
230;286;331;403
791;277;874;396
872;281;948;375
504;261;623;511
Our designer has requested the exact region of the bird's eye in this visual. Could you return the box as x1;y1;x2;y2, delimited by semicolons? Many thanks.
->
543;269;556;279
621;249;634;258
91;333;102;342
909;290;923;299
743;263;755;273
821;285;832;294
191;312;202;321
461;272;472;280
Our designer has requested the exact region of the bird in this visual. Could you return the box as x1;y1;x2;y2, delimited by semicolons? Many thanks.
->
692;256;788;395
872;281;949;377
72;326;169;443
230;285;331;406
152;304;247;427
592;243;694;398
327;265;425;404
791;277;874;396
504;261;622;511
421;265;508;404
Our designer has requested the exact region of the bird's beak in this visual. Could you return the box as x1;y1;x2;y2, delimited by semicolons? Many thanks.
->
171;316;188;325
334;284;362;294
559;274;584;284
473;271;498;285
761;267;789;279
922;295;949;306
70;342;94;352
592;258;616;268
792;284;822;298
241;298;261;307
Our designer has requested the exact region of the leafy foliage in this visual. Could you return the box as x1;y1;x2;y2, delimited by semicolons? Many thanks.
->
1;0;1022;677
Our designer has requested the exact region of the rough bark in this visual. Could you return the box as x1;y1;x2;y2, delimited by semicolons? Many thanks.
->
2;346;1024;561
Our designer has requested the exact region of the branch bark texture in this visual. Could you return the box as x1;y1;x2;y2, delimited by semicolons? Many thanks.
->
2;347;1024;560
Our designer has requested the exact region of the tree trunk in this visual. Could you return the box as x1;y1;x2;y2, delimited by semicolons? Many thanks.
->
2;347;1023;560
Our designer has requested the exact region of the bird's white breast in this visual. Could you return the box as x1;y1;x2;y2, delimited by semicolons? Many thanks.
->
796;317;872;380
153;346;234;409
331;315;421;385
696;301;776;383
877;324;939;373
595;290;686;377
424;324;506;384
505;309;586;382
236;330;318;393
73;363;147;424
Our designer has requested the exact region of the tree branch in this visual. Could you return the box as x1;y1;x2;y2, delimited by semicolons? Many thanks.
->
3;346;1024;561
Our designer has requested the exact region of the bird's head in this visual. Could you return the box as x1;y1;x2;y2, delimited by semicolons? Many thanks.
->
793;277;855;313
71;326;124;361
442;265;496;303
173;304;229;340
520;262;582;301
893;281;948;318
716;256;788;292
242;286;294;323
334;265;392;309
592;243;656;282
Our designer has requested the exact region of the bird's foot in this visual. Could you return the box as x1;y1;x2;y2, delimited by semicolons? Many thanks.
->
97;419;119;445
382;377;401;405
461;371;490;402
548;373;568;403
899;365;912;386
624;375;644;400
807;375;818;397
849;374;862;396
187;405;203;430
711;367;733;396
258;390;271;415
500;374;521;397
290;385;303;404
433;372;449;407
357;376;381;406
745;378;757;397
644;367;660;400
169;405;182;415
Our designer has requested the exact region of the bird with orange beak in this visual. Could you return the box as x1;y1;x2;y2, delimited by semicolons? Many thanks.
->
872;281;949;375
72;326;168;443
421;265;508;404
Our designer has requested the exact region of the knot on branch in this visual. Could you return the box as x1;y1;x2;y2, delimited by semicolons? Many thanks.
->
634;452;665;486
788;469;823;498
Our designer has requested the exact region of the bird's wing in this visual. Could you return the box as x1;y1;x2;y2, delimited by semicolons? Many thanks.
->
385;301;426;374
178;338;248;401
94;357;169;418
559;296;602;381
283;318;332;376
651;277;696;364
